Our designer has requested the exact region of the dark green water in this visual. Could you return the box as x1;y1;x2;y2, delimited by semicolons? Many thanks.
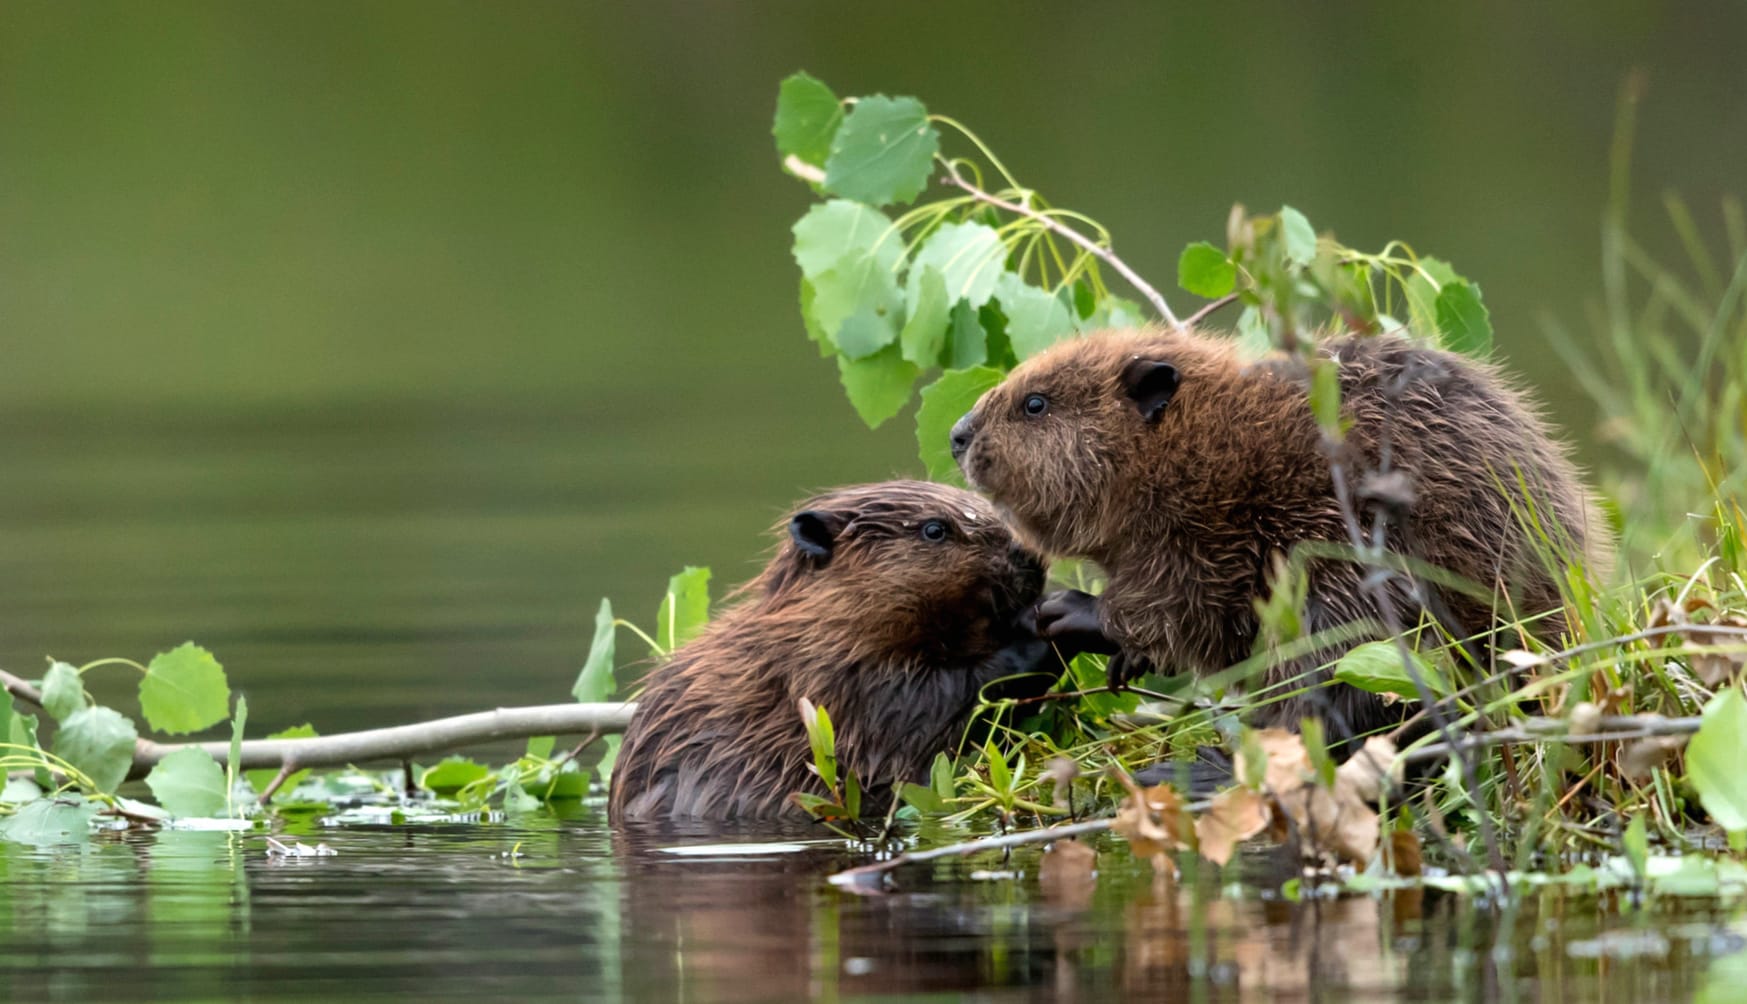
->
0;819;1740;1002
3;3;1747;999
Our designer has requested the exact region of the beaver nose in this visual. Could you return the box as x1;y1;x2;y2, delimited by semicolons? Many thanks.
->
949;412;976;461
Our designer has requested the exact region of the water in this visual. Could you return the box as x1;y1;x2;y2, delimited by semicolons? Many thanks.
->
0;817;1738;1001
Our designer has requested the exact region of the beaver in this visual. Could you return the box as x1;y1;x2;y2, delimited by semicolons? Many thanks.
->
949;327;1611;742
610;480;1060;821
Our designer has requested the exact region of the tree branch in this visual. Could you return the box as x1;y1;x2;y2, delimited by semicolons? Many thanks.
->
939;164;1182;328
126;702;637;780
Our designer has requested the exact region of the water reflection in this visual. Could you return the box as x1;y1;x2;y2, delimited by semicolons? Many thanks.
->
0;816;1740;1001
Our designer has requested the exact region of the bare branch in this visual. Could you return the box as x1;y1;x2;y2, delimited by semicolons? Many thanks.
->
126;702;636;780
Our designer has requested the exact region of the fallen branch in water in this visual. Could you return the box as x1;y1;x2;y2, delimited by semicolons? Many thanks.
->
829;817;1117;891
0;666;636;783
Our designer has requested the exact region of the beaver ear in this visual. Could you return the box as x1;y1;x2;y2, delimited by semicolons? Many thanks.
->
789;510;843;564
1120;358;1180;424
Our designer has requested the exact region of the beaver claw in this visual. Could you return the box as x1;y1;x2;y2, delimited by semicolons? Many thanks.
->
1035;589;1120;658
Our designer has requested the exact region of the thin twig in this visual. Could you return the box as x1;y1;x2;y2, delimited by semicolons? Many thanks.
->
1183;293;1241;328
939;163;1182;327
1401;715;1701;765
0;668;46;712
829;817;1114;890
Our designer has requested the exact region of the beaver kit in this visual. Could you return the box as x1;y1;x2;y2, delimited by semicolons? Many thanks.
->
951;326;1611;741
610;480;1059;820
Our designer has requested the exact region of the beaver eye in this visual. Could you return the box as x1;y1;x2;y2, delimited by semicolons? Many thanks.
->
920;519;949;542
1022;393;1049;417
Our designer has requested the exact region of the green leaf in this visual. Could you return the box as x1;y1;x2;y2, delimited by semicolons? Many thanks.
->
656;566;712;652
909;221;1005;310
994;273;1075;359
1623;813;1648;880
1403;257;1460;337
1239;727;1266;789
1177;241;1237;298
0;797;97;847
836;344;919;428
594;734;623;786
984;743;1012;795
572;598;618;703
930;752;956;801
798;278;834;358
139;642;231;735
54;706;138;794
915;367;1004;482
1689;686;1747;833
1279;206;1317;269
1434;279;1493;356
799;698;837;791
1308;357;1342;440
791;199;901;280
421;756;490;794
1234;305;1272;358
772;72;842;167
1300;718;1336;788
40;661;86;723
1067;653;1140;720
833;305;901;359
944;300;988;369
1;776;42;805
822;95;939;207
900;782;945;814
809;250;903;357
244;722;316;794
521;763;590;801
899;266;951;366
1333;641;1450;699
227;694;246;807
145;748;228;817
526;735;556;759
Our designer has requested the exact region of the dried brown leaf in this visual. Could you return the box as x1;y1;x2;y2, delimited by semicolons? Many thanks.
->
1334;736;1401;803
1193;787;1271;866
1111;783;1190;859
1621;736;1687;782
1039;837;1098;908
1233;728;1383;867
1388;828;1423;877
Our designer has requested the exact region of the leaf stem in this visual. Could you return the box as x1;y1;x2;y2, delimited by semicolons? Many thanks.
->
939;162;1181;327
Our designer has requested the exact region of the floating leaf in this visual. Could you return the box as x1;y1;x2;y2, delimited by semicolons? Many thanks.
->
836;344;919;428
772;72;843;167
245;722;316;794
421;756;491;794
899;782;945;814
1689;686;1747;834
791;199;901;280
656;566;712;652
1279;206;1317;269
822;95;938;206
40;661;86;723
140;643;230;735
1177;241;1236;298
54;706;138;794
908;221;1005;309
915;367;1004;482
899;266;951;365
146;748;228;817
0;798;97;847
1333;641;1451;699
944;300;988;369
572;598;617;703
994;273;1075;359
1434;279;1493;356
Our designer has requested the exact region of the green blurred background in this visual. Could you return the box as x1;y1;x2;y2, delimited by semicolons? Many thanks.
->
2;2;1743;732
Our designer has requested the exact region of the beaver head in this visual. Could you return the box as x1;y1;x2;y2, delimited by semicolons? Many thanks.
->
950;328;1266;562
754;480;1046;665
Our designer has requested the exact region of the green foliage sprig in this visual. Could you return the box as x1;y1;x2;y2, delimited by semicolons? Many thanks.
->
774;72;1495;481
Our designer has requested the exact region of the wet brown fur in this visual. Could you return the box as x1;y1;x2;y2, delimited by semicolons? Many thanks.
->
956;327;1612;739
609;481;1052;821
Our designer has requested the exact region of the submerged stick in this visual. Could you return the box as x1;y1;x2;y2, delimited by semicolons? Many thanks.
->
829;817;1115;891
126;703;637;780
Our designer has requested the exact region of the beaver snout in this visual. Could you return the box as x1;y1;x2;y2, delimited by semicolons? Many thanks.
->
949;411;977;463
